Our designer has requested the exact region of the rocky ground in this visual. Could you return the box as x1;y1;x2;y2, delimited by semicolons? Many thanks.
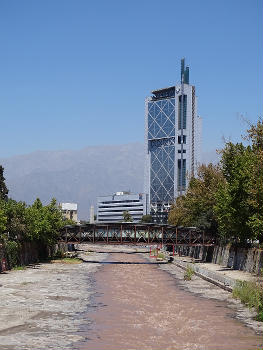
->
0;251;107;350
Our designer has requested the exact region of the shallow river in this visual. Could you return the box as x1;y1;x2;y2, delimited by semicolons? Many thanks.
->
76;253;262;350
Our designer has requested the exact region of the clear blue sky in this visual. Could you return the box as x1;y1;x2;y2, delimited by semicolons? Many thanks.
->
0;0;262;158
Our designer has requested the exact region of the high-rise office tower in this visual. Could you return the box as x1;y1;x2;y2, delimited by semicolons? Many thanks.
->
144;58;202;223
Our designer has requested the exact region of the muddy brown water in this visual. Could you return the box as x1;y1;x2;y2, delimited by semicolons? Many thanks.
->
76;253;262;350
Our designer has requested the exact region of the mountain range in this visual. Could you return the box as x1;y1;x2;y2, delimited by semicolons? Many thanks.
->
0;143;144;219
0;143;219;219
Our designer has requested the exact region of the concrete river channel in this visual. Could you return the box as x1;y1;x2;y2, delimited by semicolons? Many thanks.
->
0;244;262;350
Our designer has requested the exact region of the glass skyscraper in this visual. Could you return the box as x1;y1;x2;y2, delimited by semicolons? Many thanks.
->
144;59;202;222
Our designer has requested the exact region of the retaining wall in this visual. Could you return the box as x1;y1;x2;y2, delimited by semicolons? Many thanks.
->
174;244;263;275
0;241;67;272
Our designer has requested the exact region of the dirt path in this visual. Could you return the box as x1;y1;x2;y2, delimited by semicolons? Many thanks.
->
76;253;262;350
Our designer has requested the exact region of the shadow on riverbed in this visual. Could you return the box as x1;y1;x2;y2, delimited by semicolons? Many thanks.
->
80;259;168;265
77;250;149;254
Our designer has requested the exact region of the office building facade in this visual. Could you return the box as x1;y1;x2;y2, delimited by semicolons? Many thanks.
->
144;59;202;222
97;192;148;223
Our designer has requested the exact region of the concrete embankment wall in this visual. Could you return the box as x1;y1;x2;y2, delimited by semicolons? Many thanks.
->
0;242;67;272
174;245;263;275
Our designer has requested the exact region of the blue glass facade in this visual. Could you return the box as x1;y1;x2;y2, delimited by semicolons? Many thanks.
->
147;98;176;204
145;59;202;223
178;95;187;129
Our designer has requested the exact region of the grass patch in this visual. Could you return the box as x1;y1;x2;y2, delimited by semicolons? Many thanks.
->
151;249;158;256
233;280;263;322
157;252;165;260
12;265;26;270
54;249;65;258
50;257;82;264
184;265;195;281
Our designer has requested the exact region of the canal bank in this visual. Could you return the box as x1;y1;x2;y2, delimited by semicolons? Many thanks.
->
158;256;263;335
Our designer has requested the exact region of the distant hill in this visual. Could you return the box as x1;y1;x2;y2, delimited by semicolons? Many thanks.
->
0;143;145;219
0;144;218;220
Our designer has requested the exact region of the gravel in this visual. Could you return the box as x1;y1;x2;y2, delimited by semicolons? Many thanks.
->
0;251;107;350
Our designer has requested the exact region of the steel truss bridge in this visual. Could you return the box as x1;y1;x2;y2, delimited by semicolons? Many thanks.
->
60;223;215;246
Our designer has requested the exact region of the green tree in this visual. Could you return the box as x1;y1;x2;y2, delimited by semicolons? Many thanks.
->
168;163;224;233
26;198;64;245
122;210;133;222
141;214;153;223
0;166;8;201
1;199;27;241
214;143;254;243
44;198;65;244
0;207;7;237
244;119;263;242
25;198;45;241
168;196;190;226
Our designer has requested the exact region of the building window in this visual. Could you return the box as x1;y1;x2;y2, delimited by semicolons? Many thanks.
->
178;135;186;144
178;95;187;129
178;159;186;190
178;150;186;153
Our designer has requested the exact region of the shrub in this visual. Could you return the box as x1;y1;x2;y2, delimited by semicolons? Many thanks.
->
157;252;165;260
184;265;195;281
51;257;82;264
13;265;26;270
233;280;263;321
5;241;20;268
54;249;65;259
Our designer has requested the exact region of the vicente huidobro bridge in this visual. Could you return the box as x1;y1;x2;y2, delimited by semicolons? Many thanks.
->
60;222;215;246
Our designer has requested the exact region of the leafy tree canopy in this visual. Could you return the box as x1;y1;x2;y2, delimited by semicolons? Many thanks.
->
0;197;65;246
169;118;263;244
141;214;153;223
122;210;133;222
168;163;224;233
0;165;8;201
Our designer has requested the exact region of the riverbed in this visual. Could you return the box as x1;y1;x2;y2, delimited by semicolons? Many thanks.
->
76;252;262;350
0;247;262;350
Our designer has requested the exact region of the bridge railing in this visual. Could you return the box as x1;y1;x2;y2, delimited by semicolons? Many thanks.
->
60;223;216;246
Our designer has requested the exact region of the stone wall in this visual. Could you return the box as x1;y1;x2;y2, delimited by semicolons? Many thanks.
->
174;245;213;262
212;245;263;274
0;242;68;272
174;244;263;275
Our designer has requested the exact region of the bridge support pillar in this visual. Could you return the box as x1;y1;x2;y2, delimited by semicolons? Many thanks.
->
147;227;150;244
66;227;68;243
107;225;109;244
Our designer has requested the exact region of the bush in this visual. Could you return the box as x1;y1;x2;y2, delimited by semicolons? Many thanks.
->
233;280;263;321
184;265;195;281
51;257;82;264
5;241;20;268
157;252;165;260
54;249;65;259
13;265;26;270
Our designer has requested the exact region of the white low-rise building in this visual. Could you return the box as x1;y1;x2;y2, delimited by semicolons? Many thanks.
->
97;192;148;223
59;202;78;222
